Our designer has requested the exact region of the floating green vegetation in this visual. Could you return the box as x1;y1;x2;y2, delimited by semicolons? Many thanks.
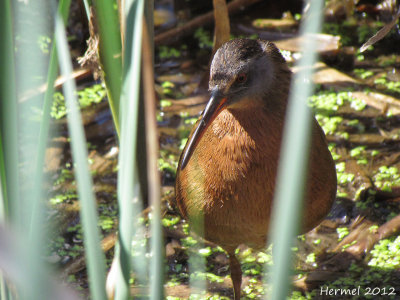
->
54;164;74;185
373;166;400;192
48;225;84;259
355;189;375;211
179;137;188;150
51;84;107;119
158;149;178;176
190;271;225;283
350;146;368;165
161;80;175;96
322;23;352;46
242;280;265;299
194;27;213;49
376;55;398;67
309;90;366;114
374;75;400;95
313;238;321;245
325;262;397;300
354;68;374;79
49;192;77;205
305;252;317;267
336;227;349;241
348;119;366;133
160;99;172;108
368;237;400;269
181;236;198;247
182;223;189;235
336;162;355;185
328;144;341;161
290;290;315;299
239;248;272;277
185;117;198;126
37;35;52;54
158;45;181;59
356;49;365;62
98;214;115;231
162;214;181;228
315;115;343;135
176;117;198;149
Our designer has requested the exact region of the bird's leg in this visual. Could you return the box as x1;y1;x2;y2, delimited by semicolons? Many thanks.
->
228;252;242;300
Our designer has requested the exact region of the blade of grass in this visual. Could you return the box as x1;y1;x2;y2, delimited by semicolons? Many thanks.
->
0;132;9;300
142;19;164;300
81;0;91;20
0;133;7;220
92;0;123;136
29;0;71;243
0;226;81;300
55;12;107;300
0;0;19;224
8;0;66;297
114;0;146;298
266;0;324;298
144;0;154;64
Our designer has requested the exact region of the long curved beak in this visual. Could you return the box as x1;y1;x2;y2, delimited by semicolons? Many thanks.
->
180;89;227;170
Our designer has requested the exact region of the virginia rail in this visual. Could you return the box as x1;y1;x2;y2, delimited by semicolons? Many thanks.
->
175;38;337;299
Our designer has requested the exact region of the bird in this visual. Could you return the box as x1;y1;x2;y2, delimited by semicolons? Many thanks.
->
175;38;337;300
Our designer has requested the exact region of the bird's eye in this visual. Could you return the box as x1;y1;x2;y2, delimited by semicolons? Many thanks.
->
236;73;247;84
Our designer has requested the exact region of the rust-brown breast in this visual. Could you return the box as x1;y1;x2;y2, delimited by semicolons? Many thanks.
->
175;98;336;252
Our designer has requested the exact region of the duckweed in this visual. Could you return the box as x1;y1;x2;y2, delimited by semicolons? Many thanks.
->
158;45;181;59
309;90;364;114
350;146;369;165
189;271;224;283
315;115;343;135
350;146;366;158
368;236;400;269
305;253;317;266
98;215;114;231
158;150;178;175
51;84;107;119
198;247;212;257
374;75;400;95
194;28;213;49
37;35;52;54
290;290;315;300
182;236;198;247
160;99;172;108
336;162;355;185
161;81;175;96
162;215;181;227
49;192;77;205
354;68;374;79
373;166;400;192
328;144;341;160
337;227;349;241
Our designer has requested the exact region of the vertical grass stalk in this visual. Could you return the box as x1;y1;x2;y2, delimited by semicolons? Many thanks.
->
29;0;71;244
266;0;324;298
114;0;146;298
0;0;19;226
55;12;107;300
92;0;123;135
0;134;9;300
142;19;164;300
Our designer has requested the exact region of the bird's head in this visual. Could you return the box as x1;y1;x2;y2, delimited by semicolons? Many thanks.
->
180;38;290;170
209;38;287;106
